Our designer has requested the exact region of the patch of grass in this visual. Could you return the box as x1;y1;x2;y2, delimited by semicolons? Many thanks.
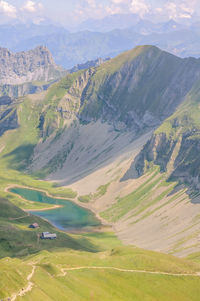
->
187;252;200;264
93;183;110;199
78;183;110;203
78;194;92;203
101;167;163;222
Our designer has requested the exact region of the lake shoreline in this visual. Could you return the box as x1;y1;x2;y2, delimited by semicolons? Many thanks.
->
5;184;110;228
24;204;63;212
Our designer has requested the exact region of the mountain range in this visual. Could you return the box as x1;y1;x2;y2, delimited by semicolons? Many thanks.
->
1;18;200;69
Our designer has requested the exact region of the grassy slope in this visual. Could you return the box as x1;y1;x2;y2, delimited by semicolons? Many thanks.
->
0;195;103;258
101;166;176;222
156;80;200;138
0;73;82;199
0;242;200;300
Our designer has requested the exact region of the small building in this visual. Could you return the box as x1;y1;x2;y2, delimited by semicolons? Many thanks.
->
41;232;57;239
29;223;39;229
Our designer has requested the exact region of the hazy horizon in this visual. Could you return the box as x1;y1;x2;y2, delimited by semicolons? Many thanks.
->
0;0;200;29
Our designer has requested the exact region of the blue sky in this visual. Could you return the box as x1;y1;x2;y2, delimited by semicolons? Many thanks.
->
0;0;199;26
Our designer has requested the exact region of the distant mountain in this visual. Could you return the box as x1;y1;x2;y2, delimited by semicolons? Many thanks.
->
0;23;67;49
10;29;142;68
132;19;186;35
0;21;200;69
76;13;140;32
77;16;186;34
0;46;66;85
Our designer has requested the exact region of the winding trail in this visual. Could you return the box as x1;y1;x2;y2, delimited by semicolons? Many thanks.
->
58;266;200;278
10;265;36;301
7;264;200;300
9;213;30;221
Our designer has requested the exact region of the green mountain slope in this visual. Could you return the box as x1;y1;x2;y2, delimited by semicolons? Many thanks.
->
0;194;102;258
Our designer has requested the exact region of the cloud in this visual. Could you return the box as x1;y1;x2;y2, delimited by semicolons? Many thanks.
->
155;7;163;14
105;5;123;15
0;1;17;18
164;1;195;20
21;1;43;13
129;0;150;17
111;0;127;3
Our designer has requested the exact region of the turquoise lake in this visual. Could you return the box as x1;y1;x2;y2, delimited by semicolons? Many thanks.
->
10;187;101;231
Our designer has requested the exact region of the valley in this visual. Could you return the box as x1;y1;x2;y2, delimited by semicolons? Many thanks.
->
0;43;200;300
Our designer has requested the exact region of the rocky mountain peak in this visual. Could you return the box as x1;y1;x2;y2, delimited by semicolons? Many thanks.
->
0;46;65;85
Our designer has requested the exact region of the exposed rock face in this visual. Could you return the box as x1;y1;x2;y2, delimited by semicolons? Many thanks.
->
0;82;53;98
69;57;110;73
122;81;200;190
0;96;12;105
0;97;18;136
0;46;65;85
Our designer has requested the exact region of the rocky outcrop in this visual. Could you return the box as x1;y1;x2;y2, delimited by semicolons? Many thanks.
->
122;80;200;191
0;46;66;85
123;130;200;190
69;57;110;73
0;82;53;98
122;133;177;180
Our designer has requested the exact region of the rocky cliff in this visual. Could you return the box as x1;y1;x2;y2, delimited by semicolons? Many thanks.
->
0;46;66;85
69;57;110;73
123;81;200;190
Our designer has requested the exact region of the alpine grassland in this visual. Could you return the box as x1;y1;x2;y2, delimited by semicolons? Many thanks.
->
0;243;200;301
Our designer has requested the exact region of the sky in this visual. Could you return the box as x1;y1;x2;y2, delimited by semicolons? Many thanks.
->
0;0;199;27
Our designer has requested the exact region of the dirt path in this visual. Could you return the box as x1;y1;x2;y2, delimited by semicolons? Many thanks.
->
24;204;63;212
10;265;36;301
58;266;200;278
6;264;200;301
9;213;30;221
